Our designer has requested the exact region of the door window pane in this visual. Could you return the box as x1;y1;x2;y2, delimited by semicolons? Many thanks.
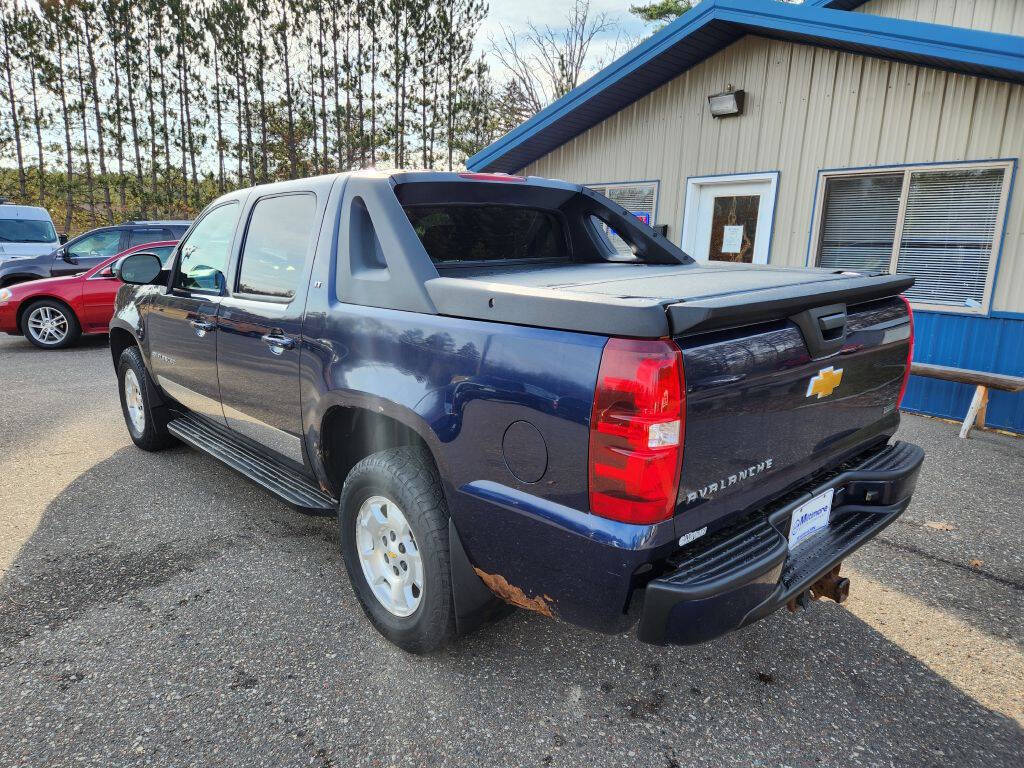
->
69;230;122;260
818;174;902;273
128;229;169;248
237;194;317;299
708;194;759;263
174;202;239;292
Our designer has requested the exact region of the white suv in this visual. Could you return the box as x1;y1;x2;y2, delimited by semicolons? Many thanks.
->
0;202;63;264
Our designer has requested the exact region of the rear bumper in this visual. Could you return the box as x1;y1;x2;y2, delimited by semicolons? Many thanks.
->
637;440;924;645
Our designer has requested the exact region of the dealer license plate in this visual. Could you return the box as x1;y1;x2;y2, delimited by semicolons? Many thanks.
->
787;488;834;550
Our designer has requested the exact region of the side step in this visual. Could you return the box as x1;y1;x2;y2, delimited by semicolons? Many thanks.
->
167;412;337;513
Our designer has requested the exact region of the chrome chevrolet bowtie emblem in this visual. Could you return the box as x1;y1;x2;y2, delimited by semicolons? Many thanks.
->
807;366;843;399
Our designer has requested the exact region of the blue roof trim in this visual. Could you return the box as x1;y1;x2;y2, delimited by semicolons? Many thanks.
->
468;0;1024;173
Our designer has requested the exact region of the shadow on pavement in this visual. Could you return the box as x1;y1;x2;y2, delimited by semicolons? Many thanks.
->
1;443;1021;767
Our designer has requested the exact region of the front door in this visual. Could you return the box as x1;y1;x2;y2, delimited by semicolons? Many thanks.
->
683;173;778;264
146;201;242;424
216;192;319;466
53;228;124;277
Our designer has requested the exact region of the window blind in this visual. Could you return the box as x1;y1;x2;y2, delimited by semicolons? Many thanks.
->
816;164;1006;310
818;173;902;274
896;168;1004;307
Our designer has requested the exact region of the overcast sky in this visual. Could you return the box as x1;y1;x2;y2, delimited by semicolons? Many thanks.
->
479;1;653;78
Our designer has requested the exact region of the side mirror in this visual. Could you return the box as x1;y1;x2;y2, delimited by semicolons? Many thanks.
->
62;249;77;264
58;233;69;245
114;252;164;285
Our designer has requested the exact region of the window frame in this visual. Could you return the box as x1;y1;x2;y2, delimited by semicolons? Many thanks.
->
233;191;318;304
170;200;241;296
586;180;660;225
809;160;1014;315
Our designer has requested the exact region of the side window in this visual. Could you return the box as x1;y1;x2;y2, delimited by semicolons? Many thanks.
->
128;228;167;248
68;230;122;260
173;202;240;292
236;194;317;299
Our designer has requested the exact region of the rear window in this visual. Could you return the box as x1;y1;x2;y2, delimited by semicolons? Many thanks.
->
403;205;565;265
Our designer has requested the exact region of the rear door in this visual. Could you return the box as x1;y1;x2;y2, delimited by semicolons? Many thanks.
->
147;202;242;424
215;191;321;466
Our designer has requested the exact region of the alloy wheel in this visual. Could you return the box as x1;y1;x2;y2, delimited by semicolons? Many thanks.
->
354;495;424;617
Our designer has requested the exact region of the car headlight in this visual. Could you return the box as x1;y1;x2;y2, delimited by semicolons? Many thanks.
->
0;288;12;303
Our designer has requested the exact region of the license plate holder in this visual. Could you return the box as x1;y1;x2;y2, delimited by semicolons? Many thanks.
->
788;488;835;550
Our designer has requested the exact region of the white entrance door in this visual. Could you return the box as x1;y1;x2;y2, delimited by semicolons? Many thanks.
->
682;172;779;264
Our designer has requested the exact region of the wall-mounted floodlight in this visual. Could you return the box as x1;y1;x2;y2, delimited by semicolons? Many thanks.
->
708;88;745;118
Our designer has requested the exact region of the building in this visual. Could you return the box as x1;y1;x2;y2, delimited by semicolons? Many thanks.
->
467;0;1024;433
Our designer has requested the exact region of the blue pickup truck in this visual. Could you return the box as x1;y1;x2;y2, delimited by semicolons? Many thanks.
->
109;170;923;653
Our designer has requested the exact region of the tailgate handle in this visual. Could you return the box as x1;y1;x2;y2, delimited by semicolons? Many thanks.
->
818;312;846;339
790;304;847;359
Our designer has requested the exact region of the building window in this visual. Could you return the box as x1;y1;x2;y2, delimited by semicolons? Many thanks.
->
587;181;658;257
814;161;1012;313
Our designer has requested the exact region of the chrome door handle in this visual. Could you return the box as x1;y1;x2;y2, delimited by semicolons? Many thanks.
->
261;333;295;354
190;319;215;337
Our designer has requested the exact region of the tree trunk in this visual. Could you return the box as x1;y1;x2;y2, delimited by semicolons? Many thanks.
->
1;7;27;199
83;23;113;223
111;36;127;210
212;42;226;194
74;35;98;226
53;24;75;234
280;0;297;178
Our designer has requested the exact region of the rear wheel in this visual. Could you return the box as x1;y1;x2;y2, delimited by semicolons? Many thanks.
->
338;446;455;653
117;346;176;451
22;299;81;349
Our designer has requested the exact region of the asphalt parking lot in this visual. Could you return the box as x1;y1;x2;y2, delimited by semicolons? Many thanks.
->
1;333;1022;768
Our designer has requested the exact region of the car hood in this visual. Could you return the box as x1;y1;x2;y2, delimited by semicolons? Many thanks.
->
0;243;58;261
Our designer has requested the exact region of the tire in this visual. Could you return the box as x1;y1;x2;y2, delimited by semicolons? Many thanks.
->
21;298;81;349
117;345;176;451
338;446;455;654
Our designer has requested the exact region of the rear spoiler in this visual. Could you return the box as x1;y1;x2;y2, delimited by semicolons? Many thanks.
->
667;274;914;336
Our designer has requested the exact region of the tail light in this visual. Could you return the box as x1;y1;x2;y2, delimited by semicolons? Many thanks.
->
589;338;684;525
897;295;915;407
457;172;525;183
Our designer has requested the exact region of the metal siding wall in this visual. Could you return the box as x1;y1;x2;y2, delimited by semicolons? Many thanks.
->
520;35;1024;314
903;313;1024;433
855;0;1024;35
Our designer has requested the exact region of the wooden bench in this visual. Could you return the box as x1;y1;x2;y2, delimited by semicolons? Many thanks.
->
909;362;1024;438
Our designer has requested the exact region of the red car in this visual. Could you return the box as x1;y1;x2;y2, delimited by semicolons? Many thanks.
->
0;240;177;349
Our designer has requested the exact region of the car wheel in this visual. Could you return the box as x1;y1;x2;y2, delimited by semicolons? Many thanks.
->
117;346;176;451
338;446;455;654
22;299;81;349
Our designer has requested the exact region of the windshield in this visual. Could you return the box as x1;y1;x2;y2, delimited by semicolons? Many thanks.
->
0;218;57;243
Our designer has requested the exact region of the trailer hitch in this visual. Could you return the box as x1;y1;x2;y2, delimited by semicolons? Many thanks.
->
786;564;850;612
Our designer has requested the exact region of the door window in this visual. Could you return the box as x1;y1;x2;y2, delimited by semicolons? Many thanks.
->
173;202;240;293
708;194;759;263
68;230;122;261
128;228;171;248
237;194;317;299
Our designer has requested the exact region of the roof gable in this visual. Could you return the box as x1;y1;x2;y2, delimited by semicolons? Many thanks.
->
468;0;1024;173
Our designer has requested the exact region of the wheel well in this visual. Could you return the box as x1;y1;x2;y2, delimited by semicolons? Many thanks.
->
17;295;77;334
321;406;434;496
109;327;137;367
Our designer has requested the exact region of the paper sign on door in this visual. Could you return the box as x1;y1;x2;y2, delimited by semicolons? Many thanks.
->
721;225;743;254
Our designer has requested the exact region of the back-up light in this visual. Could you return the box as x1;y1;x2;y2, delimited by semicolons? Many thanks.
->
897;295;915;407
589;338;685;525
457;172;525;183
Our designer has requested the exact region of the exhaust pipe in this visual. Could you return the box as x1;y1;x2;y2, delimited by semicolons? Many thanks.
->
786;564;850;612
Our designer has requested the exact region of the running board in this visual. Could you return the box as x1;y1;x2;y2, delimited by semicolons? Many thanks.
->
167;413;337;513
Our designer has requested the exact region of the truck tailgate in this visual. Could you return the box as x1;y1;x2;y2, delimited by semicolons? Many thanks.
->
673;295;912;537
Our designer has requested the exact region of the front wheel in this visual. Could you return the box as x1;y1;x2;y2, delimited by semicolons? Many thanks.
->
338;446;455;654
22;299;81;349
117;346;176;451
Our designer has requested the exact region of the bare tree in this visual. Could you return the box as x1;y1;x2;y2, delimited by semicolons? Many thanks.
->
490;0;613;116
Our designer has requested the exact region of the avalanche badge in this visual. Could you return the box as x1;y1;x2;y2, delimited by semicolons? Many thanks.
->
807;366;843;399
